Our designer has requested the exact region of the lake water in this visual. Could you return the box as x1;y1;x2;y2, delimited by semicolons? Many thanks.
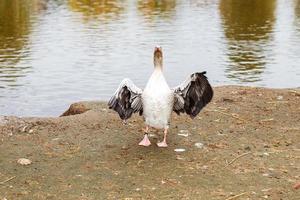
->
0;0;300;117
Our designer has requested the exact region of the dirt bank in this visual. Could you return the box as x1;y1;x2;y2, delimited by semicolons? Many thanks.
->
0;86;299;200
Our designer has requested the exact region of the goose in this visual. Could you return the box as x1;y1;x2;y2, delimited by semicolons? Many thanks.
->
108;46;213;147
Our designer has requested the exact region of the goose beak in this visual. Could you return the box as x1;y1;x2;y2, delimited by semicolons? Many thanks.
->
154;46;163;68
154;46;163;58
154;46;162;52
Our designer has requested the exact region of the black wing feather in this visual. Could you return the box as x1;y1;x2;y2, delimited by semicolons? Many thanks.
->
108;79;143;120
173;71;213;118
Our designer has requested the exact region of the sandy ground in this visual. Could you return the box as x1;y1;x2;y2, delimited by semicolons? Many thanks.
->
0;86;299;200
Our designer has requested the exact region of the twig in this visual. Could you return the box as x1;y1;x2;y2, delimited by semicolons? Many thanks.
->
225;192;247;200
0;176;16;184
260;118;274;123
207;109;246;122
225;152;252;167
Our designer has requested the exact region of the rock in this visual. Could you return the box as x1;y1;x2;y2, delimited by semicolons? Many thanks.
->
179;130;189;134
244;146;251;151
194;142;204;149
221;97;234;103
149;133;158;139
262;173;270;177
21;126;28;132
60;103;90;117
294;182;300;190
121;145;129;150
17;158;32;165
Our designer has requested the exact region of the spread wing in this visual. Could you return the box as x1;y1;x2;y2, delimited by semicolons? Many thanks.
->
173;71;213;118
108;78;143;121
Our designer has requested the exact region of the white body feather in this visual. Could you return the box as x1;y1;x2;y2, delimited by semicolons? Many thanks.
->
142;69;174;129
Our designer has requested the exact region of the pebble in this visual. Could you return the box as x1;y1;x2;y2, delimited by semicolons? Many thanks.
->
277;96;283;100
149;133;158;138
262;173;270;177
244;146;251;151
21;126;28;132
121;145;129;150
17;158;32;166
194;142;204;149
176;155;185;160
179;130;189;134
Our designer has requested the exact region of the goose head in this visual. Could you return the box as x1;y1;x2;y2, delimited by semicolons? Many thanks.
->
153;46;163;69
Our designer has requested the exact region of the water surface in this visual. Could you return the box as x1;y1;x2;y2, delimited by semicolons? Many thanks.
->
0;0;299;116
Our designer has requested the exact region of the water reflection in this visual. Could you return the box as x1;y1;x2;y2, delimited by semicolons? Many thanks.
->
0;0;36;88
137;0;177;20
68;0;125;21
220;0;276;82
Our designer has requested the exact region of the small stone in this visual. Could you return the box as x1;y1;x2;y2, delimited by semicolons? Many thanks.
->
21;126;28;132
28;129;33;134
121;145;129;150
148;133;158;138
244;146;251;151
201;165;208;170
277;96;283;100
179;130;189;134
194;142;204;149
176;155;184;160
262;173;270;177
294;182;300;190
17;158;32;166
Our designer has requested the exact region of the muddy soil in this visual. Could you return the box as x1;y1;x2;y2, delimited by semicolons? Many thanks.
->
0;86;299;200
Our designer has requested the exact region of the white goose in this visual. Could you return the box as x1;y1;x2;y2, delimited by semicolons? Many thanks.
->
108;47;213;147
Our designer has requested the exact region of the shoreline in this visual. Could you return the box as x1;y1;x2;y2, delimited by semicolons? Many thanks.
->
1;85;299;119
0;86;299;199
